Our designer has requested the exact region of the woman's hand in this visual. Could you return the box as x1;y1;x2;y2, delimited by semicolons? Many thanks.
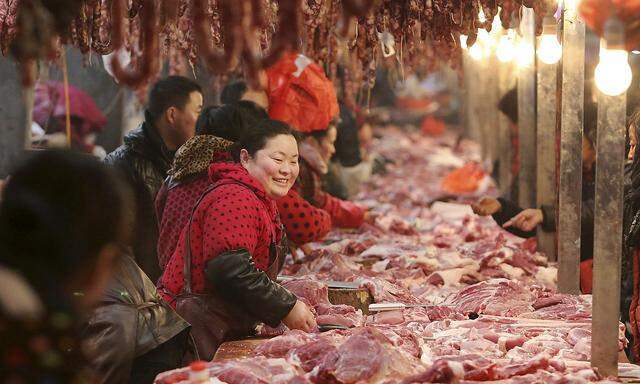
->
471;197;502;216
282;300;317;332
503;209;544;232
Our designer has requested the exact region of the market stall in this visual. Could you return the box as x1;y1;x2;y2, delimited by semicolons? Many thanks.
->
1;0;640;383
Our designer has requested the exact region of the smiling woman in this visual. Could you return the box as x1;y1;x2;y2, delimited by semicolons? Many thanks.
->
157;119;317;359
234;120;300;199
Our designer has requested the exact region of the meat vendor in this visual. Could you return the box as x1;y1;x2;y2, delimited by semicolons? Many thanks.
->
158;120;316;360
266;53;370;242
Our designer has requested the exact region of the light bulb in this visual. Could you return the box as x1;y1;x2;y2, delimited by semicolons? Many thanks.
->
460;35;468;50
469;42;484;61
496;34;515;62
516;41;535;68
595;49;633;96
537;35;562;64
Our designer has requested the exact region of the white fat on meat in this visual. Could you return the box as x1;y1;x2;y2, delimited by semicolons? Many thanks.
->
535;266;557;289
499;263;525;279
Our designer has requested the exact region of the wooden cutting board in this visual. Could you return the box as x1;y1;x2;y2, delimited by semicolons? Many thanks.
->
328;287;373;315
213;338;268;361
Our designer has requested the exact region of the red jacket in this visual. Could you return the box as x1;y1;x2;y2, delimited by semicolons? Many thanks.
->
155;175;210;271
276;189;332;246
157;164;332;259
158;162;283;303
295;159;365;229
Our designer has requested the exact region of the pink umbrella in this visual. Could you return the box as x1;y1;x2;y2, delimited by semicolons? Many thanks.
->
33;81;107;137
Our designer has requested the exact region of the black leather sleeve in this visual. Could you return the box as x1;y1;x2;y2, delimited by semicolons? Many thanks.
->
539;204;557;232
204;249;297;327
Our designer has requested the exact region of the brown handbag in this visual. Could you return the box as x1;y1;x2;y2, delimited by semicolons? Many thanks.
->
173;184;255;361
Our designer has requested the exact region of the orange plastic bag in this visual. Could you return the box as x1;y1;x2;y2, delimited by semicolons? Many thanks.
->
421;116;445;136
441;162;486;194
266;53;339;133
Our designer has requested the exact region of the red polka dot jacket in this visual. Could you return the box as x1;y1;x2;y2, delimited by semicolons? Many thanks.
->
156;161;333;268
291;158;366;229
158;161;284;304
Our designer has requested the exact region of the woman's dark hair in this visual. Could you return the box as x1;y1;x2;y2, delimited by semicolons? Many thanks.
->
220;80;248;105
231;119;296;162
0;150;133;291
334;103;362;167
627;107;640;189
147;76;202;122
195;101;268;141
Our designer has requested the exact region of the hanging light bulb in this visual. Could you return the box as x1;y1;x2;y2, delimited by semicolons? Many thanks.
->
496;31;516;63
538;35;562;64
595;49;632;96
537;17;562;65
595;17;633;96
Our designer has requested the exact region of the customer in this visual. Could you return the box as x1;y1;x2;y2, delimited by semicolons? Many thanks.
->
0;150;133;383
472;123;597;292
158;120;316;360
105;76;203;281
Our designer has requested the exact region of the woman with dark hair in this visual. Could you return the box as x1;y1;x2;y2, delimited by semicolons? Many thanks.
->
158;119;316;359
156;102;267;269
0;150;133;382
288;122;368;230
623;107;640;360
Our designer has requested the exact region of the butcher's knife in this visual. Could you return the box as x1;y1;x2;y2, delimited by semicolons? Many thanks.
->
275;276;360;290
325;280;360;289
368;303;456;312
317;324;349;332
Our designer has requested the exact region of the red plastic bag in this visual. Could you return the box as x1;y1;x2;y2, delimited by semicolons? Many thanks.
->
421;116;445;136
580;259;593;294
441;162;486;194
266;53;339;133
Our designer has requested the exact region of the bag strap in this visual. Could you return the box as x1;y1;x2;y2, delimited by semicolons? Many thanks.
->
181;180;272;294
182;183;218;295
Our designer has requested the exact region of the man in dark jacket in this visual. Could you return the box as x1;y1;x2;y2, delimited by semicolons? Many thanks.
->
105;76;203;281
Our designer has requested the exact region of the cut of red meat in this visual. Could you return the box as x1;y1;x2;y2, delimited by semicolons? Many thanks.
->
254;330;315;358
401;359;464;383
315;328;385;383
290;337;338;372
493;354;550;379
447;279;536;316
372;310;405;325
282;279;331;307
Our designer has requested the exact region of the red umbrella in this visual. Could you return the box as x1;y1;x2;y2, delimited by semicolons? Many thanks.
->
33;81;107;137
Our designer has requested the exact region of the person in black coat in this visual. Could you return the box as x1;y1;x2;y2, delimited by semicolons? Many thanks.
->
105;76;203;281
472;130;597;264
